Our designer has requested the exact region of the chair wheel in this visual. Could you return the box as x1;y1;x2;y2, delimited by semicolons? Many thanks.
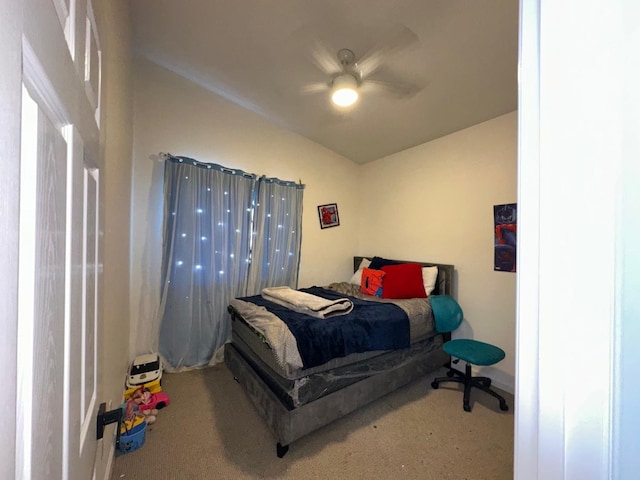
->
463;404;471;412
431;381;439;389
500;403;509;412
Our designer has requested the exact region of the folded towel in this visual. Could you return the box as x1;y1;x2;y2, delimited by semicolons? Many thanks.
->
261;286;354;319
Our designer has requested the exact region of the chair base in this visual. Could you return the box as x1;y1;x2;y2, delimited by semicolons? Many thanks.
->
431;364;509;412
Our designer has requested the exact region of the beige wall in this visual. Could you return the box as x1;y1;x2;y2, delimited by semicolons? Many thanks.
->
359;112;517;392
130;57;361;357
95;0;133;477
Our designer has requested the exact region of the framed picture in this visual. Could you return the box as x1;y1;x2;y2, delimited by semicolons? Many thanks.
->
318;203;340;229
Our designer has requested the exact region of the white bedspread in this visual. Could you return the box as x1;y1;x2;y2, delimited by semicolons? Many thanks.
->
261;286;354;319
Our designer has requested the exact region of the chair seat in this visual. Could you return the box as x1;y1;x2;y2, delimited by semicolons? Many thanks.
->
443;339;505;366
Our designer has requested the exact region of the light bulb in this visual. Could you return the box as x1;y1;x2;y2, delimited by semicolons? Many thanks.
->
331;74;359;107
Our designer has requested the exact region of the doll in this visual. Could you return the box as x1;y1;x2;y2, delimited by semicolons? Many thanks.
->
124;388;159;425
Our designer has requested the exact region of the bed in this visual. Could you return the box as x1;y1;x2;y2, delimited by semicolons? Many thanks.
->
224;256;455;457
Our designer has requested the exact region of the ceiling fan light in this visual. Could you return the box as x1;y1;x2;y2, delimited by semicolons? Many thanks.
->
331;74;359;107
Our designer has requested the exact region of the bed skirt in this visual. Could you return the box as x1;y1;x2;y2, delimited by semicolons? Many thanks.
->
224;338;448;452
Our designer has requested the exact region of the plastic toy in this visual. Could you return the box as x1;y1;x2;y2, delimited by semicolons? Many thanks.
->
126;353;163;389
120;395;147;432
124;378;162;401
136;391;170;412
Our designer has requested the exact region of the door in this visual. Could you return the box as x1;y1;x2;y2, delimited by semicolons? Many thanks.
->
17;0;103;478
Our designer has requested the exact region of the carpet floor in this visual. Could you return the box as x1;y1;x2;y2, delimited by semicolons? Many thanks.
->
110;364;513;480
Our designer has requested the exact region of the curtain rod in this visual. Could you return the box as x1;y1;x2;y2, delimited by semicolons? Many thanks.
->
159;152;303;186
159;152;256;179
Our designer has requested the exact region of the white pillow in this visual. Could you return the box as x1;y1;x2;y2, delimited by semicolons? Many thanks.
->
358;257;372;270
349;258;372;284
422;266;439;295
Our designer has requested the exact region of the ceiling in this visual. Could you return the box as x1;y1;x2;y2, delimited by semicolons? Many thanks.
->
131;1;519;164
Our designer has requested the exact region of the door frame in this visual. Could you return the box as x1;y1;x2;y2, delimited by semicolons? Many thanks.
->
516;0;638;478
0;0;23;478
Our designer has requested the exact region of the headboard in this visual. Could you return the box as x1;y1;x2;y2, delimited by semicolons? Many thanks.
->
353;256;454;297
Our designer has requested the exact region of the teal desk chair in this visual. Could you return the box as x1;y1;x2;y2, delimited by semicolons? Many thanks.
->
430;295;509;412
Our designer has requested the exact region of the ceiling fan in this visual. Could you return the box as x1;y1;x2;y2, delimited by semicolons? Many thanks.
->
300;25;423;108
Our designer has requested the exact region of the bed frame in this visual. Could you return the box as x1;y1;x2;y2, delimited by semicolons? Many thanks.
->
224;256;455;457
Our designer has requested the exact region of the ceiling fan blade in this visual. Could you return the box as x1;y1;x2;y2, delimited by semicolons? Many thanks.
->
300;82;330;94
361;78;423;98
289;26;342;76
355;25;419;78
308;37;342;76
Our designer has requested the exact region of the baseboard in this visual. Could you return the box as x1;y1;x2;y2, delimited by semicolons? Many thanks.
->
474;365;515;395
101;432;116;480
447;359;515;395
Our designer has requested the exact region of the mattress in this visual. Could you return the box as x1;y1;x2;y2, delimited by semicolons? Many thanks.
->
230;322;444;409
229;282;435;377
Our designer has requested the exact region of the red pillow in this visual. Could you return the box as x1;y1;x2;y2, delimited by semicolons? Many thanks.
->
380;263;427;299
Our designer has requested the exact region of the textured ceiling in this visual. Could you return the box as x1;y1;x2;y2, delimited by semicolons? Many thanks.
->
131;0;519;164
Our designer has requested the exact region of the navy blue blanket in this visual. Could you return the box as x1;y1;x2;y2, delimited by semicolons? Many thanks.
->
239;287;410;369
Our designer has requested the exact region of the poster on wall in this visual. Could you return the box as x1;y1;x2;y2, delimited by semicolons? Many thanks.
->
494;203;517;272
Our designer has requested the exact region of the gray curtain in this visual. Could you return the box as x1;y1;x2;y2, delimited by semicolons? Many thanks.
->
158;157;256;370
157;156;304;371
246;176;305;295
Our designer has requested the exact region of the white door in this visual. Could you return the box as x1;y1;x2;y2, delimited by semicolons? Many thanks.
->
17;0;103;478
